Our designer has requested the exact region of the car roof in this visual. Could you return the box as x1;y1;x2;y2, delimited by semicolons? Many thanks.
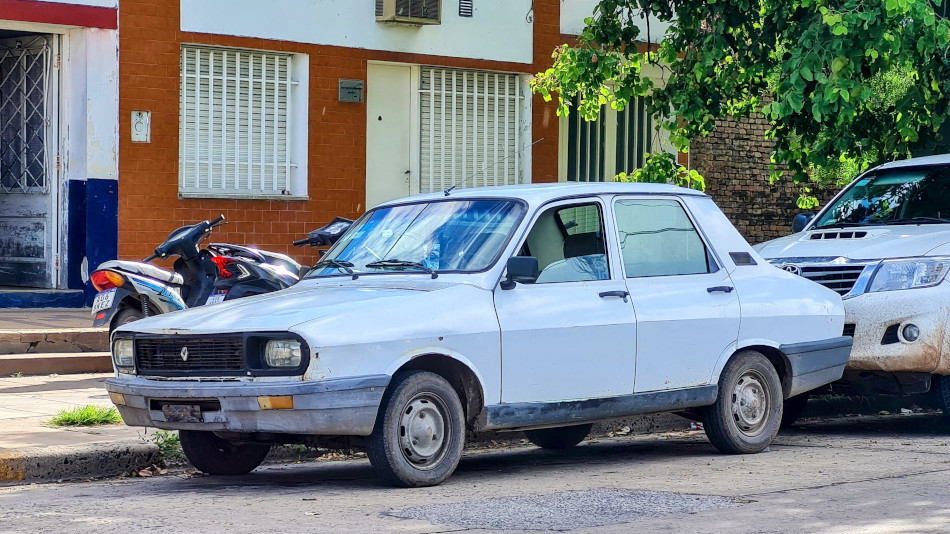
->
375;182;707;208
873;153;950;172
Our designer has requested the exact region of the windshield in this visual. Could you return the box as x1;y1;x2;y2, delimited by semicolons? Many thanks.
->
306;199;525;278
814;167;950;228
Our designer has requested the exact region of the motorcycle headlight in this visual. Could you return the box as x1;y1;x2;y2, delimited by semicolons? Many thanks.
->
264;339;302;368
112;337;134;371
867;257;950;293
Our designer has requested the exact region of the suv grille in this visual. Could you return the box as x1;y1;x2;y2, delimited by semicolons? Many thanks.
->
136;336;245;374
799;265;866;295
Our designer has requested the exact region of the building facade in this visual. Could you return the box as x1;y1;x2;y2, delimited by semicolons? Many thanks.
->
0;0;119;306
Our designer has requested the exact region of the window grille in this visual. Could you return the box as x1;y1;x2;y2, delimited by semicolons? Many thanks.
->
564;94;653;182
179;45;296;197
0;36;49;194
420;67;524;193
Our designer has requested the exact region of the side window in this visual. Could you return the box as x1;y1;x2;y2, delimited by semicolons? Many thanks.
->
520;202;610;283
614;199;717;277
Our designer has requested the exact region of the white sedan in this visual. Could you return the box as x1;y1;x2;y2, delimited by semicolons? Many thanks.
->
106;183;851;487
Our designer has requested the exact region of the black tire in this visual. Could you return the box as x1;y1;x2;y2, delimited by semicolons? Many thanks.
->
524;424;592;449
702;350;783;454
110;306;144;334
366;371;465;487
179;430;271;475
780;392;810;428
933;374;950;422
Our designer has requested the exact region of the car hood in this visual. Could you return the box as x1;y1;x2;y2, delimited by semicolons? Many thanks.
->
754;225;950;260
115;278;466;335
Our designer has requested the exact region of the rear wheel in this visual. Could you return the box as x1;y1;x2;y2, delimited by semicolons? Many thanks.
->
703;350;783;454
109;306;144;335
933;374;950;422
524;423;592;449
366;371;465;487
179;430;271;475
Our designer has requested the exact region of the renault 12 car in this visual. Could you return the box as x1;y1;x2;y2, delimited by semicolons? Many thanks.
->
106;183;851;487
756;155;950;422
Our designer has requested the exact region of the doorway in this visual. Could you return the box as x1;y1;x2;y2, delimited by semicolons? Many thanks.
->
0;33;59;288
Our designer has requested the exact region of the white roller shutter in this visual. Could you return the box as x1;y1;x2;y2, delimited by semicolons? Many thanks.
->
419;67;524;194
179;45;295;197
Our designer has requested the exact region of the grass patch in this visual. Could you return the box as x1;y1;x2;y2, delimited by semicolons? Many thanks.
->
147;430;184;465
49;405;122;427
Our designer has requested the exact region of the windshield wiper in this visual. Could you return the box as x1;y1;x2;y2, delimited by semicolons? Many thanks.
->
885;217;950;225
313;259;358;279
365;259;438;278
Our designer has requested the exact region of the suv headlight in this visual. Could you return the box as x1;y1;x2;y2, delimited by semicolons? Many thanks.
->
264;339;302;368
867;257;950;293
112;337;134;370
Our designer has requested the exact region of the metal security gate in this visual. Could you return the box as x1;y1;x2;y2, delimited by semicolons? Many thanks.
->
419;67;525;193
0;35;57;288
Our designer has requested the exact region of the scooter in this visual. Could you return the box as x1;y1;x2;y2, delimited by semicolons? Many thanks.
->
90;215;296;332
90;215;354;332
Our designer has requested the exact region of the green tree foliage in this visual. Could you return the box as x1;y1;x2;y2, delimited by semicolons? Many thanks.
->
532;0;950;205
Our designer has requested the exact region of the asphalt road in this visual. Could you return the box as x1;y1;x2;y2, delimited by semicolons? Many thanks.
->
1;413;949;534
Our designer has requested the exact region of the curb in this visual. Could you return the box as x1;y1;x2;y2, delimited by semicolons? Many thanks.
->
0;441;159;485
0;328;108;355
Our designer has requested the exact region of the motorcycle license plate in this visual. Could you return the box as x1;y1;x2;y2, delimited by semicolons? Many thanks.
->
92;288;116;313
206;292;227;305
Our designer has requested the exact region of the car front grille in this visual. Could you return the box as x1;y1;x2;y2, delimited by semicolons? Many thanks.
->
135;336;245;375
799;265;867;295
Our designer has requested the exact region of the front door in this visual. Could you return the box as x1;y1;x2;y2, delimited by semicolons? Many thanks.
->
0;35;58;288
495;199;638;404
365;63;412;211
611;197;740;392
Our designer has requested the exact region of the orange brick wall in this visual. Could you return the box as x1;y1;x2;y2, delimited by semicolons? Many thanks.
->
118;0;563;266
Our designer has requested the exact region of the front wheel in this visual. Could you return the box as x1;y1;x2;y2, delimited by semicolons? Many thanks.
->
702;350;783;454
524;424;592;449
366;371;465;487
933;374;950;422
179;430;271;475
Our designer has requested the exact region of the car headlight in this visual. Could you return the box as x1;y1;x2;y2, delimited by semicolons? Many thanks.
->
264;339;302;368
112;337;134;370
867;257;950;293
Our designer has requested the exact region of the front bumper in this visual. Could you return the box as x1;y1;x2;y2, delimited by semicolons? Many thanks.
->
780;336;853;397
105;375;390;436
843;286;950;374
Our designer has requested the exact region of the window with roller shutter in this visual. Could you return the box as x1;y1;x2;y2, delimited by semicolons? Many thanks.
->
419;67;525;194
179;45;305;198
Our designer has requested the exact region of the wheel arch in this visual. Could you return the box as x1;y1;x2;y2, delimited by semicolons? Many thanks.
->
735;344;793;400
391;353;486;430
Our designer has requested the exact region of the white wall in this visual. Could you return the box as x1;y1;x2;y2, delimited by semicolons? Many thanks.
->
180;0;534;65
35;0;117;7
561;0;670;42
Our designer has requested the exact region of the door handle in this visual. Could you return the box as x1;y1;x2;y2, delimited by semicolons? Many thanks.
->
707;286;734;293
599;290;630;299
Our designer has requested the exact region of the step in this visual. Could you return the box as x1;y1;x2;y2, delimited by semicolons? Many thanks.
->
0;352;112;376
0;289;85;308
0;328;108;355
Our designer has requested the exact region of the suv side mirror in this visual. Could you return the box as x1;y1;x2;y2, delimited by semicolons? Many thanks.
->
500;256;539;290
792;213;816;233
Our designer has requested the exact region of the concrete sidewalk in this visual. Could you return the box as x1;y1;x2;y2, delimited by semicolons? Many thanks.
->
0;373;157;484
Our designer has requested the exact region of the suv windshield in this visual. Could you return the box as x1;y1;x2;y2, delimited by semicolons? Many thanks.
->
814;167;950;228
306;199;524;278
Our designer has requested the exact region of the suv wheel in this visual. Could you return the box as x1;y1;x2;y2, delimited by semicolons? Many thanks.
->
933;374;950;421
179;430;271;475
366;371;465;487
703;350;783;454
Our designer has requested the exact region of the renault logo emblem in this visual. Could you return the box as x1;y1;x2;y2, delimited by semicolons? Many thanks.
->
180;347;189;362
782;264;803;276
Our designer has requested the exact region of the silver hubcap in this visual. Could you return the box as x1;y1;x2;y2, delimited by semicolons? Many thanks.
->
731;370;770;436
398;393;449;469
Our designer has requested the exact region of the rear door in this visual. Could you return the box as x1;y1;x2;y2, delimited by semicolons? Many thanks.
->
611;196;740;392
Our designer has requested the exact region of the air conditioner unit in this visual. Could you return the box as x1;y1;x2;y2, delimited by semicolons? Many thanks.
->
375;0;441;25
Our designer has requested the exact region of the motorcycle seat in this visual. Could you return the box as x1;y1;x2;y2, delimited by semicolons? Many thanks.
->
98;260;184;285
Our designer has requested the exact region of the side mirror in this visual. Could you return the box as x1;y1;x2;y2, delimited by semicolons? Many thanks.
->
501;256;539;290
792;213;815;233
